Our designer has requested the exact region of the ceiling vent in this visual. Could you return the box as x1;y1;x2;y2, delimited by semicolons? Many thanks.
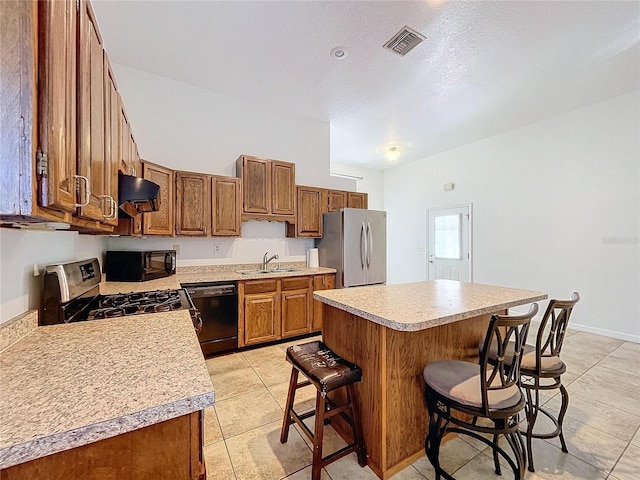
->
383;26;425;57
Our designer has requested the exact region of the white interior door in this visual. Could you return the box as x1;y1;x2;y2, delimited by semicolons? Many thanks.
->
427;205;472;281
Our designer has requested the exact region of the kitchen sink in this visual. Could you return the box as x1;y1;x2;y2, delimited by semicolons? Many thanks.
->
235;268;300;275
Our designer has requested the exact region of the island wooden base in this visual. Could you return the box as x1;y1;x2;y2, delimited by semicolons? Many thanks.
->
322;304;499;480
0;412;205;480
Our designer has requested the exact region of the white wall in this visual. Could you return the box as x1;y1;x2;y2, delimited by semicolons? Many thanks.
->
1;64;352;323
109;64;359;265
331;162;385;211
114;64;354;190
0;229;105;323
384;91;640;341
106;221;314;266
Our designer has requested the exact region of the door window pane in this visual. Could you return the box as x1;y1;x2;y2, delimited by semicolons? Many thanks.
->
434;214;461;260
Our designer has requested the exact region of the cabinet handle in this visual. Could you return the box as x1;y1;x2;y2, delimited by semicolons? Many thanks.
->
129;164;136;176
100;195;118;219
111;196;118;219
74;175;90;207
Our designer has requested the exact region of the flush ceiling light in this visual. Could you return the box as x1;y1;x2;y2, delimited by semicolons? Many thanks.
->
330;46;348;59
384;146;400;162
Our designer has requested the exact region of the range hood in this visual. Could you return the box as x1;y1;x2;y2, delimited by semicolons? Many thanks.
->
118;173;161;217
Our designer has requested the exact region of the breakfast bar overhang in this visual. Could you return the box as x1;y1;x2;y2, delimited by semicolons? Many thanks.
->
313;280;547;480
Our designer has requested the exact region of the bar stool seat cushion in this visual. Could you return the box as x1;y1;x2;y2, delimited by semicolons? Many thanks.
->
424;360;522;410
483;341;566;373
286;341;362;395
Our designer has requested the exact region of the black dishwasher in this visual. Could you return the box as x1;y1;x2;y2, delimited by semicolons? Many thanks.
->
182;282;238;357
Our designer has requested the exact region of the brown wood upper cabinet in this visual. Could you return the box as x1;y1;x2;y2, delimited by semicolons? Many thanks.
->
287;187;367;238
211;175;241;236
236;155;295;221
286;186;325;238
327;190;347;212
327;189;368;212
143;162;174;236
347;192;368;209
175;171;210;236
77;0;111;224
102;55;120;227
113;101;144;237
35;0;78;216
1;0;139;233
173;173;242;238
175;173;242;237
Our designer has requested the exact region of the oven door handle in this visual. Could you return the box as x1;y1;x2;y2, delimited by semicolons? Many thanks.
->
192;310;203;334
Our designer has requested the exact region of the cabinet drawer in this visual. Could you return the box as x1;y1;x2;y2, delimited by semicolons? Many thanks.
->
243;279;278;295
281;276;310;291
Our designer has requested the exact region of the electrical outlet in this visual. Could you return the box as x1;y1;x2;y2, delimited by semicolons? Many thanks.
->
172;244;181;254
214;244;221;253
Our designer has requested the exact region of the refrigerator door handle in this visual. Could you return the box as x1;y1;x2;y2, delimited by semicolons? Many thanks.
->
367;222;373;267
360;222;367;269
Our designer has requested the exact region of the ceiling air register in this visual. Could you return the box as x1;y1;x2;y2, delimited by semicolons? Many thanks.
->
383;26;425;57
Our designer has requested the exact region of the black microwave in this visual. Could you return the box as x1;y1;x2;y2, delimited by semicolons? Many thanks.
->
105;250;176;282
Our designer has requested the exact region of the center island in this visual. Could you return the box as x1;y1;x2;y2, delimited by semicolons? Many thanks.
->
313;279;547;480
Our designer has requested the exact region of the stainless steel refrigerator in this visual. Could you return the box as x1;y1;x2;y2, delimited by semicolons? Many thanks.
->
316;208;386;288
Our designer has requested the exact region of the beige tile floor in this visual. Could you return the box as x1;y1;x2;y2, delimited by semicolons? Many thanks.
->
203;328;640;480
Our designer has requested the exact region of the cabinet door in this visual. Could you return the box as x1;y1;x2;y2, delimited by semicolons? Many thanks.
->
347;192;368;210
77;0;107;222
294;186;323;238
36;0;77;213
271;161;295;215
244;293;280;345
313;274;335;331
0;412;201;480
131;147;143;235
281;289;311;338
239;156;270;214
118;100;133;174
102;54;119;226
175;171;210;236
327;190;347;212
211;176;241;236
143;162;174;236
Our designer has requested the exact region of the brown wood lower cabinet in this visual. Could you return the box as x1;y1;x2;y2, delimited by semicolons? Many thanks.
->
239;275;321;347
281;277;312;337
0;411;205;480
242;295;280;345
312;273;335;331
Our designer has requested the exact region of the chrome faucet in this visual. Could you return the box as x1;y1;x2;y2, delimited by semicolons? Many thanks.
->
262;252;279;270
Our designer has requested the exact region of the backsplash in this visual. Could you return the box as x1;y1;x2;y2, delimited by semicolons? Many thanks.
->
0;311;38;352
106;220;314;267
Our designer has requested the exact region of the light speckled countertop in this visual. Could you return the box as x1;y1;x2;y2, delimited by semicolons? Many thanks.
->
100;263;336;294
0;311;214;469
314;280;547;332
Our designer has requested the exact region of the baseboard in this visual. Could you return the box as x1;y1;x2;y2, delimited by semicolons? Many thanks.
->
510;309;639;344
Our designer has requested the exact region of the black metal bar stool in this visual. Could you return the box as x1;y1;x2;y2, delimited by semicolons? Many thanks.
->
280;341;367;480
481;292;580;472
424;304;538;480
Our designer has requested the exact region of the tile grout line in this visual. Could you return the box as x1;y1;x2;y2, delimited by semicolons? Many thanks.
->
216;403;240;480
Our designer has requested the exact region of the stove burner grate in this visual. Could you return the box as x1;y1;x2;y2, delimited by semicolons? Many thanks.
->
87;289;190;320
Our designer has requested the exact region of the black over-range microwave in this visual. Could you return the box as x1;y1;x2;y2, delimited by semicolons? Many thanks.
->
105;250;176;282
